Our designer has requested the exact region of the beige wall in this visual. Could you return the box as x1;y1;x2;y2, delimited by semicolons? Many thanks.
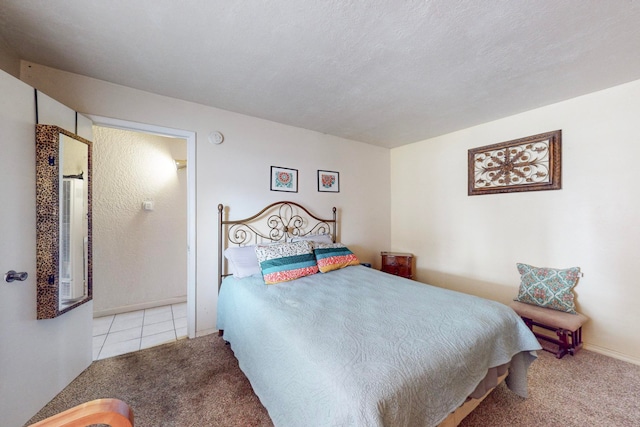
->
0;35;20;77
391;79;640;364
20;61;391;336
92;126;187;316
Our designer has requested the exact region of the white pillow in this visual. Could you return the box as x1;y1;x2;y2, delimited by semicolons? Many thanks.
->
289;233;333;244
224;246;262;278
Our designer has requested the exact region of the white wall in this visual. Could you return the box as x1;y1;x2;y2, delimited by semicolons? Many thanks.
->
0;72;93;427
391;79;640;364
20;61;392;336
92;126;187;316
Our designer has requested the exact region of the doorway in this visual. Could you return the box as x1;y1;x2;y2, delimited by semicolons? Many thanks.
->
88;116;196;342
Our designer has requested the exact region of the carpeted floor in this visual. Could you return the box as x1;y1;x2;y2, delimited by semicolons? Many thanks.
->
460;346;640;426
25;334;640;427
25;335;272;427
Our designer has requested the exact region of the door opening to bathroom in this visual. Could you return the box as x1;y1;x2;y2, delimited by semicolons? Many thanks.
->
88;117;196;353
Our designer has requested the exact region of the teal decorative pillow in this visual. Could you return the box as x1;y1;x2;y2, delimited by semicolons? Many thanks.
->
254;241;319;284
313;242;360;273
515;263;581;313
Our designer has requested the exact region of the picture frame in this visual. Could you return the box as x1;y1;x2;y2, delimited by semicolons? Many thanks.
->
468;130;562;196
270;166;298;192
317;170;340;192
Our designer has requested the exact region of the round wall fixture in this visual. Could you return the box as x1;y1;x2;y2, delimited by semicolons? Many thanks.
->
209;131;224;145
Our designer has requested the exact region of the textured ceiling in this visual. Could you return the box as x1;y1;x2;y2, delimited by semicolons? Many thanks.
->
1;1;640;148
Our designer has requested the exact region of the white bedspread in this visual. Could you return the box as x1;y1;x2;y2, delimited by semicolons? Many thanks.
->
217;265;540;427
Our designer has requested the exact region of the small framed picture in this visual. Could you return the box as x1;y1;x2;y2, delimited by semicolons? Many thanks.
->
270;166;298;192
318;170;339;192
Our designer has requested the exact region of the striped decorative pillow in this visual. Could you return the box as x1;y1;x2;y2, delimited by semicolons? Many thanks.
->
254;241;319;284
313;243;360;273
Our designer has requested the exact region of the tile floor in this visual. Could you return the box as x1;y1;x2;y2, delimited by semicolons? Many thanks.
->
92;302;187;361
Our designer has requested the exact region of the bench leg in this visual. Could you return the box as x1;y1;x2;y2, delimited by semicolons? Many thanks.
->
522;317;534;331
520;317;583;359
568;326;583;356
515;311;585;359
555;329;569;359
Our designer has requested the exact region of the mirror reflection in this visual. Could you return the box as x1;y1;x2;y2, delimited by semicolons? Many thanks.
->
59;134;89;309
36;125;92;319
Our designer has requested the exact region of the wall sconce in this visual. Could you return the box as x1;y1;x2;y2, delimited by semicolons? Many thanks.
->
175;159;187;170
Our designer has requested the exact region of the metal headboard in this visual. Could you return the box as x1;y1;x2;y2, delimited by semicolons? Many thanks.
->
218;201;337;290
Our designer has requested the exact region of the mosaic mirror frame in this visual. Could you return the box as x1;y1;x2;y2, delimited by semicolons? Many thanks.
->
36;124;93;319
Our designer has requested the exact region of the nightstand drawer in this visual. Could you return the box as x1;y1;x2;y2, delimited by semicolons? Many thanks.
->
381;252;413;279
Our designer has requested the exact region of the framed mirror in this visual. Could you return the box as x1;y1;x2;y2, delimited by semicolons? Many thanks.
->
36;124;92;319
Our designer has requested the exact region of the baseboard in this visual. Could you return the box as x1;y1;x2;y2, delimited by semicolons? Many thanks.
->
584;343;640;366
93;296;187;318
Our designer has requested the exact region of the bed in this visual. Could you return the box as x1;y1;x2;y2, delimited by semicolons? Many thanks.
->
216;201;541;427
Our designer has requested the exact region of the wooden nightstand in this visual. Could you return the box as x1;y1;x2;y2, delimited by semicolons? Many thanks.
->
380;252;413;279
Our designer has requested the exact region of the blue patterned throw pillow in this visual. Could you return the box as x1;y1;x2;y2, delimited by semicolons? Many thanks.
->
515;263;581;313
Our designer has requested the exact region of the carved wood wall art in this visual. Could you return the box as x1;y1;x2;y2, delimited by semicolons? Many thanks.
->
468;130;561;196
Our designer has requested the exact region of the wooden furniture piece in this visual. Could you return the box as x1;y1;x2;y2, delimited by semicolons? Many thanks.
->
380;251;413;279
28;398;134;427
510;301;588;359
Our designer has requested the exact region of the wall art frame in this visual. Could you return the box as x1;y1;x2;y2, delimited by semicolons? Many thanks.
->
468;130;562;196
270;166;298;192
317;170;340;192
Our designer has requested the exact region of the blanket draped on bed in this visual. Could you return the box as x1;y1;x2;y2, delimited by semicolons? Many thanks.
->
217;265;540;427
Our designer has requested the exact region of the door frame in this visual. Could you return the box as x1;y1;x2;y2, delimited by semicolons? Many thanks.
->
87;115;197;338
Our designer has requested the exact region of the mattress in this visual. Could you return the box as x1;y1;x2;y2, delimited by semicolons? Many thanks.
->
217;265;540;426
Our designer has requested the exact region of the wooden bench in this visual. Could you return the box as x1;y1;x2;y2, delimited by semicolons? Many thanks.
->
510;301;588;359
